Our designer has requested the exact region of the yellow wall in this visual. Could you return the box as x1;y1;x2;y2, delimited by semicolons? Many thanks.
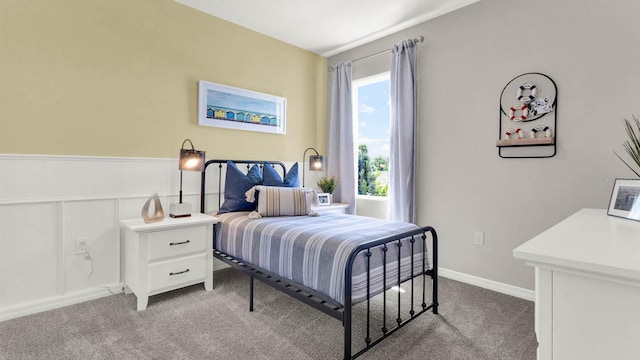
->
0;0;326;160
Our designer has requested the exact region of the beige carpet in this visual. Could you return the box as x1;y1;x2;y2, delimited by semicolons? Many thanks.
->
0;268;536;360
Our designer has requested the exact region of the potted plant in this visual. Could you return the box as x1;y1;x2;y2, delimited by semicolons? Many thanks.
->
317;176;338;204
614;116;640;177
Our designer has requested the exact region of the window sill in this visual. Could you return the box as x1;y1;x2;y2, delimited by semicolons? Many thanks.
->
356;195;388;201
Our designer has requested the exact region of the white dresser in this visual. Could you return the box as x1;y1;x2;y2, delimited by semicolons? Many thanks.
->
513;208;640;360
120;213;218;310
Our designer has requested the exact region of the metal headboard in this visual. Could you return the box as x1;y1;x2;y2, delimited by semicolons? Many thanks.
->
199;159;286;213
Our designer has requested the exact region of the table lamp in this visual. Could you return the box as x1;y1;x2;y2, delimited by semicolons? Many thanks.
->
170;139;205;218
302;147;325;187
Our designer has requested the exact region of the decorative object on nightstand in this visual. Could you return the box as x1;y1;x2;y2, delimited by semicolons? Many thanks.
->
317;175;338;194
317;193;331;206
141;192;165;224
302;147;325;187
120;213;218;311
170;139;205;218
613;115;640;177
317;176;338;205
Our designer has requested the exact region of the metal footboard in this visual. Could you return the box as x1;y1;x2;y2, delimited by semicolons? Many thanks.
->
343;226;438;359
211;226;438;360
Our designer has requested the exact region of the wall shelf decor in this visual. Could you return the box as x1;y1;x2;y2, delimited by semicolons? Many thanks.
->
497;72;557;158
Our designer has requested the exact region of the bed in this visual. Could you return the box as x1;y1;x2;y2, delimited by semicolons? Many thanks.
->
200;160;438;359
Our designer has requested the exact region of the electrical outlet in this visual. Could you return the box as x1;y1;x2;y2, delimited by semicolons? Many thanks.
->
473;231;485;246
75;237;89;255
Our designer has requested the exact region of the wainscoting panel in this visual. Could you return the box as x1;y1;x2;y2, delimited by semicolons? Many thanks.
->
0;202;60;307
0;154;191;321
0;155;302;321
0;155;178;201
0;155;335;320
63;199;119;294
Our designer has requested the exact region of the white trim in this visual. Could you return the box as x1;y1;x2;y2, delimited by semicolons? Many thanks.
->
0;153;175;163
0;283;123;322
320;0;481;56
439;267;535;301
58;202;66;296
356;194;388;201
0;193;203;206
0;153;183;204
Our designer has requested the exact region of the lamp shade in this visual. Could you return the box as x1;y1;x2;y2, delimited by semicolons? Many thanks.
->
179;148;205;171
309;155;325;171
172;139;205;218
302;147;325;187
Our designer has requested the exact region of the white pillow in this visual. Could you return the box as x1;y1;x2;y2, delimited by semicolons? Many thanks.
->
245;185;317;217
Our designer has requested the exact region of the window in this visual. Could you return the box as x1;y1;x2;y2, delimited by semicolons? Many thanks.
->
353;73;390;197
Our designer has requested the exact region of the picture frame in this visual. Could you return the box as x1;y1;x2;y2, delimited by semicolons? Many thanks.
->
198;80;286;134
317;193;331;206
607;178;640;222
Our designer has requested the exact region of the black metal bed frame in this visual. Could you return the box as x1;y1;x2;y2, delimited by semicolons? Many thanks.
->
200;159;439;359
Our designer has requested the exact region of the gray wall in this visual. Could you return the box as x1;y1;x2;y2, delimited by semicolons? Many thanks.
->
328;0;640;290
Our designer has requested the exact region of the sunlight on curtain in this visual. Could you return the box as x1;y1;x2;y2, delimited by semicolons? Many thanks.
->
388;40;418;222
328;61;356;214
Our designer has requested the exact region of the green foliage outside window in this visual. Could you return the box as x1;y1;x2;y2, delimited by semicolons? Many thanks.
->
358;144;389;196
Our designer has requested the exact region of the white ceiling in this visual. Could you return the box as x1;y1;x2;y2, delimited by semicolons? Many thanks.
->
174;0;480;57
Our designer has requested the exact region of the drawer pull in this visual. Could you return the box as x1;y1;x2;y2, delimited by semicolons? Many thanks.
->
169;269;190;276
169;240;190;246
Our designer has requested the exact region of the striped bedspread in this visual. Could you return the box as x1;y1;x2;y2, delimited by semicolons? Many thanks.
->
214;212;430;305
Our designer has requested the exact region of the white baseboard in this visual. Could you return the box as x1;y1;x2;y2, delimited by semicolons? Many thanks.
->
439;268;535;301
0;283;124;322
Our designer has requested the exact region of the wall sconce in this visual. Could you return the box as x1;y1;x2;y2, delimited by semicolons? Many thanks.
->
302;147;325;187
170;139;205;218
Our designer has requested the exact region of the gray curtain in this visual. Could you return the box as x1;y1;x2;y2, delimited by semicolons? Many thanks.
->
328;61;356;214
387;40;418;223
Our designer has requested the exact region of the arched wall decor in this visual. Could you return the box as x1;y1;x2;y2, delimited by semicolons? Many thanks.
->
497;72;558;158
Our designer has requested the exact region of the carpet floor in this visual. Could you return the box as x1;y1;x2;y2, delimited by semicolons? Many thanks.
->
0;268;536;360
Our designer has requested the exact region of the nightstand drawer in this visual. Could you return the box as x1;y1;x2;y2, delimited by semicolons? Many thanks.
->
148;253;206;292
148;226;207;260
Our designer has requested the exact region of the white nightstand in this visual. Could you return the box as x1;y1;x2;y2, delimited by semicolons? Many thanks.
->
120;213;218;311
315;202;350;214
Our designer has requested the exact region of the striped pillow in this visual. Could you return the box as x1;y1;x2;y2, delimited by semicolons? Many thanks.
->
254;186;313;217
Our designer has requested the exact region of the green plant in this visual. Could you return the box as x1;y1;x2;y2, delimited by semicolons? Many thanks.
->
317;176;338;194
614;116;640;177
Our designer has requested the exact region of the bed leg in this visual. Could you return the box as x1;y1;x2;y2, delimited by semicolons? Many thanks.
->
431;228;439;315
249;275;254;312
432;275;439;315
344;306;352;360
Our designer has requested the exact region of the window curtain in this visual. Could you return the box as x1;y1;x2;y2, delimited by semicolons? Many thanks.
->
328;61;356;214
387;40;418;223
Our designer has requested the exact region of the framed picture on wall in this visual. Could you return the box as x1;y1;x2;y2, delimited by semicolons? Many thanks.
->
607;178;640;221
198;80;286;134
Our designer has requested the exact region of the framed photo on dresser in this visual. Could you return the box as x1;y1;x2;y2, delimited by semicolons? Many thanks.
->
607;178;640;221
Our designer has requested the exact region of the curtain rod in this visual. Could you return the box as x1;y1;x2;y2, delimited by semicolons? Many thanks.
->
328;36;424;72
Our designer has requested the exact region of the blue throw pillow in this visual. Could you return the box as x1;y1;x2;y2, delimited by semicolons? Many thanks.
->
218;161;262;214
262;162;300;187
